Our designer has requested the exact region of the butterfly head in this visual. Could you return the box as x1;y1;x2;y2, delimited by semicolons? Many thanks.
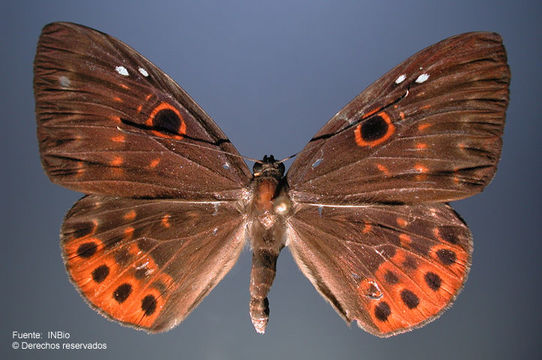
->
252;155;285;179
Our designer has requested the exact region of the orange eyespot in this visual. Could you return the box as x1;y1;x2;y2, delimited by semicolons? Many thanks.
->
354;112;395;147
145;102;186;140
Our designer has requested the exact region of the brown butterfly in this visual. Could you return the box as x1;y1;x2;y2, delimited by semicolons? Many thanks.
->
34;22;509;337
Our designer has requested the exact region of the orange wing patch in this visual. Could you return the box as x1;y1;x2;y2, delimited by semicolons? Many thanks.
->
111;135;125;143
123;210;136;221
396;217;408;227
367;248;468;334
161;214;171;228
376;164;391;177
110;156;123;167
415;142;428;150
418;123;432;131
149;158;161;169
62;222;174;330
361;237;470;335
414;163;429;181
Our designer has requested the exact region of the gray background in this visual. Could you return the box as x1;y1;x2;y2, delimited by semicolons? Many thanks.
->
3;0;541;359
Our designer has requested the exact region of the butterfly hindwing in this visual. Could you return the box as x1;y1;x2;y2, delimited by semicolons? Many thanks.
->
35;22;250;200
287;32;509;204
287;203;472;337
61;195;247;332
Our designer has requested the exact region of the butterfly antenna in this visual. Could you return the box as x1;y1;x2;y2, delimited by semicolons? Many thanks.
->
116;126;263;163
277;153;298;163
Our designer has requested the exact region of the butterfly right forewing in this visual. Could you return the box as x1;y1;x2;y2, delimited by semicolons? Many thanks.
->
287;32;509;204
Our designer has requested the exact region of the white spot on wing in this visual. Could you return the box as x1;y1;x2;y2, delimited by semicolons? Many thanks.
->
312;158;322;168
351;272;361;280
395;74;406;84
138;67;149;77
115;66;129;76
223;162;230;170
59;75;70;88
415;73;430;83
135;261;149;270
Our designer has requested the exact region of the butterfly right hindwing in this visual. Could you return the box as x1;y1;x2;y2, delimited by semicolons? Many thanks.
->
287;203;472;337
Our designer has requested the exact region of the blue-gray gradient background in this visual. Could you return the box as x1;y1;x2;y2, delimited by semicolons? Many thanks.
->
3;1;541;359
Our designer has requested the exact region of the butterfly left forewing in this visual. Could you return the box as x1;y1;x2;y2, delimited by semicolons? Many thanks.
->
287;203;471;337
35;22;250;199
288;32;509;204
62;195;247;332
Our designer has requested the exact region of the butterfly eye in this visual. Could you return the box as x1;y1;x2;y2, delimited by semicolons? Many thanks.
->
252;162;263;175
276;162;285;176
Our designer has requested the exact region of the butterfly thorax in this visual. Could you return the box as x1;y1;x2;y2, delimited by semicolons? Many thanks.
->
250;154;290;220
247;155;290;333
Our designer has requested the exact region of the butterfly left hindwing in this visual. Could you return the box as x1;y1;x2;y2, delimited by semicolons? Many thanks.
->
62;195;247;332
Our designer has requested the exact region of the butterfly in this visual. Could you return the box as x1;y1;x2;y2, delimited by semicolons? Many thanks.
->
34;22;510;337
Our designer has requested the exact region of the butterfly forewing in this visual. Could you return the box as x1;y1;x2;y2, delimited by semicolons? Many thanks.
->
35;22;250;200
287;32;509;204
287;203;472;337
61;195;247;332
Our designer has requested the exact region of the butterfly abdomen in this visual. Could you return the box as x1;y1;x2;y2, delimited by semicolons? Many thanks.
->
249;246;278;334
